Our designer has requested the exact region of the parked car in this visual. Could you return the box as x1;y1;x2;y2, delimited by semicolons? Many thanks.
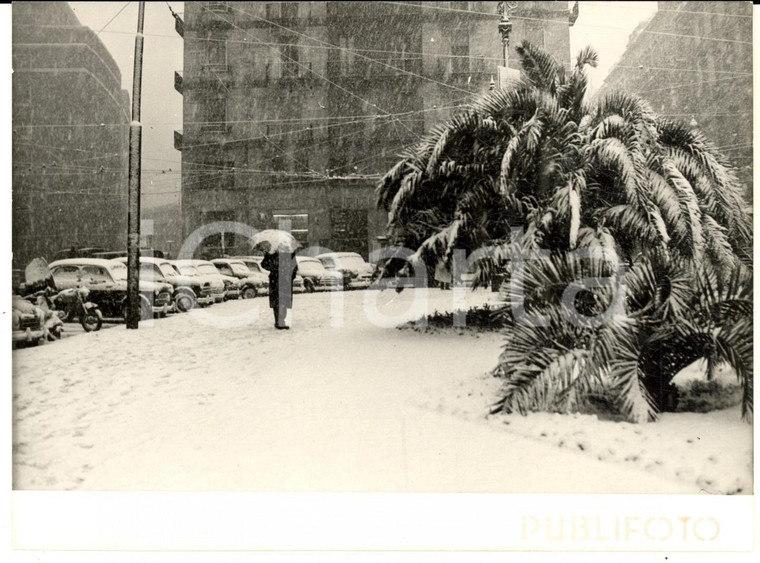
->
11;294;46;348
210;258;269;299
230;256;265;275
231;256;305;293
170;259;229;302
316;252;374;290
295;257;343;292
115;256;215;311
48;258;174;320
199;259;242;300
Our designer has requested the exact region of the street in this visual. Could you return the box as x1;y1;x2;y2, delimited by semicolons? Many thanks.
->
12;288;698;493
57;319;121;340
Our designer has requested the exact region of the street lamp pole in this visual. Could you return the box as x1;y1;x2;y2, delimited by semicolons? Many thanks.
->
126;2;145;329
497;1;516;68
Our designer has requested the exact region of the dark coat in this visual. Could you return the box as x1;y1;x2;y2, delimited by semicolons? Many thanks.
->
261;251;298;309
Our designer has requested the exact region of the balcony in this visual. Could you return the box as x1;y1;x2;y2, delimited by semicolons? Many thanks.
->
199;123;232;136
198;63;232;86
174;130;183;151
202;63;229;74
174;71;183;94
173;13;184;37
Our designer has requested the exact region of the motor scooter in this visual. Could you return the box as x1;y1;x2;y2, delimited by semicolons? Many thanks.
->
24;257;103;333
52;286;103;332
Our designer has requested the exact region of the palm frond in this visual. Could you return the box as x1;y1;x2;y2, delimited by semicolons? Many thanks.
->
660;159;704;260
715;317;754;422
515;40;563;95
574;45;600;70
608;339;658;422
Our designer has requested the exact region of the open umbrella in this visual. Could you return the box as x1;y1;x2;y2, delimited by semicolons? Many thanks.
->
250;229;301;254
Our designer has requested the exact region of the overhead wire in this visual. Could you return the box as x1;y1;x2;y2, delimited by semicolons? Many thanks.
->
632;74;750;95
640;30;751;45
228;3;478;96
178;111;423;167
610;64;750;76
656;7;752;19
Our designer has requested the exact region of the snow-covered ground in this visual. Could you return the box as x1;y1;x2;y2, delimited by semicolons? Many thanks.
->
11;288;751;493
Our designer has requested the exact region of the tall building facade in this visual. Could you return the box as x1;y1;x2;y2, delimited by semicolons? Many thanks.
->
12;2;131;268
176;1;574;259
600;1;752;203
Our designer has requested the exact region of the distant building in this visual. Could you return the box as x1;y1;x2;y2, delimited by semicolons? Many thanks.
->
141;202;184;260
175;1;574;259
12;2;131;268
600;1;752;203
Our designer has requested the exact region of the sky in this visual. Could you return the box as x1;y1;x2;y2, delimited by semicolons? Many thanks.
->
568;1;658;91
66;1;658;208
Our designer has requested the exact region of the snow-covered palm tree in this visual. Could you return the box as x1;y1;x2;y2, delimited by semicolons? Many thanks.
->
377;42;752;422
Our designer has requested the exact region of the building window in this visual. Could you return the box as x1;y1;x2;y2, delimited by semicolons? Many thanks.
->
338;36;356;75
200;94;228;132
205;38;227;69
281;2;298;20
271;152;284;171
272;213;309;246
281;42;300;78
451;28;469;74
387;38;416;74
207;2;230;13
265;3;278;19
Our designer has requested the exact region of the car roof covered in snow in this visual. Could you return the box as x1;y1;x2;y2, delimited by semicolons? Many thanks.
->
49;258;125;269
316;252;364;259
171;259;215;266
113;256;168;266
229;255;264;261
210;258;246;265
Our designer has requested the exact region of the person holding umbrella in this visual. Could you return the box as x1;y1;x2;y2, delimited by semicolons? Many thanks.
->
254;230;300;330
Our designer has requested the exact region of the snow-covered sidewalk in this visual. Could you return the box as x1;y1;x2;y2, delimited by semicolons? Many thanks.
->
12;288;749;493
